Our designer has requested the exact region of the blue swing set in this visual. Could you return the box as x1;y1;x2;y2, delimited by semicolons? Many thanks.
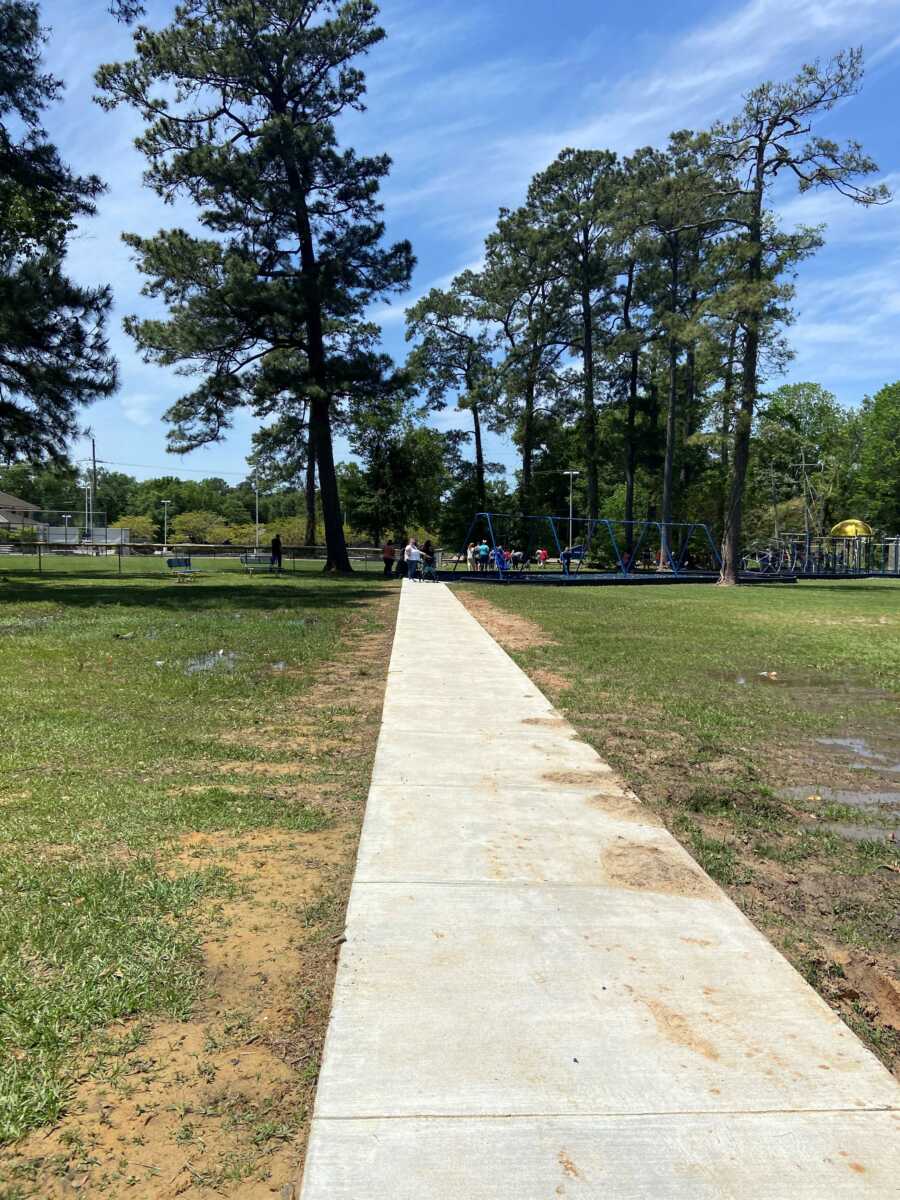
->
455;513;722;579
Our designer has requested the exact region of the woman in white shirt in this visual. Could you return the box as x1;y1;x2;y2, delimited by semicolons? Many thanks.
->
404;537;422;581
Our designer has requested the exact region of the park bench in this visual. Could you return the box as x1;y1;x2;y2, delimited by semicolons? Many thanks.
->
166;556;196;582
239;552;276;574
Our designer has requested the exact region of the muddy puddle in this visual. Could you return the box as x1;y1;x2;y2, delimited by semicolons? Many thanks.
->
813;821;898;843
720;668;895;703
781;785;900;813
780;785;900;844
185;649;239;675
816;736;900;773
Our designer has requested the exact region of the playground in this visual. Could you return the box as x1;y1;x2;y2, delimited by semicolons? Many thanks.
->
447;512;900;585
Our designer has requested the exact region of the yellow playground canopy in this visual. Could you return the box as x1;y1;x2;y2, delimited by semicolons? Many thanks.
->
830;519;873;538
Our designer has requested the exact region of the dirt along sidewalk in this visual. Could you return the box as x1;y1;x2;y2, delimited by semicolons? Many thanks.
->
2;590;398;1200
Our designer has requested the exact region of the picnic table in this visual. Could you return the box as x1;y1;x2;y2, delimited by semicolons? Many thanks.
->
239;553;276;574
166;556;196;582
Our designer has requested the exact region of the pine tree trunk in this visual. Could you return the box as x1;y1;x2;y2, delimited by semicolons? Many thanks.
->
624;348;638;553
660;238;680;568
472;400;486;511
622;262;638;554
720;173;764;587
718;326;737;535
281;143;351;572
304;418;317;547
311;396;349;572
520;375;535;515
581;276;598;521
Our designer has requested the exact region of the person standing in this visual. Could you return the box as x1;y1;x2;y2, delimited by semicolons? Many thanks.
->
477;539;490;572
466;542;476;573
382;538;396;577
271;533;283;571
404;536;422;581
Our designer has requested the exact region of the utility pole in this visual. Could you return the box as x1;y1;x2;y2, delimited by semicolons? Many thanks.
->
62;513;71;544
254;480;260;549
91;436;98;527
161;499;171;549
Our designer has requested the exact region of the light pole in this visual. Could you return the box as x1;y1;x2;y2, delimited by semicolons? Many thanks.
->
563;470;579;549
62;513;71;545
161;500;172;549
254;480;260;549
82;480;91;542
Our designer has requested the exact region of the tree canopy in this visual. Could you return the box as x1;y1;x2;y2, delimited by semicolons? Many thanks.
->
0;0;116;462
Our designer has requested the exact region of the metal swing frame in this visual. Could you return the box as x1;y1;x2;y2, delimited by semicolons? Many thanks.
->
453;513;721;578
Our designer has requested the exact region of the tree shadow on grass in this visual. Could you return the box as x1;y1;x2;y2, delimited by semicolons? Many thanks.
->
0;572;391;613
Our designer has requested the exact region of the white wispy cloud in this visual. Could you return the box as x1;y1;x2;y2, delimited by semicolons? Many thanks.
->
33;0;900;476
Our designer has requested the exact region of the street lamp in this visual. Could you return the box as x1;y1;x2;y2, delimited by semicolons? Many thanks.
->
161;499;172;549
562;470;579;549
82;483;92;542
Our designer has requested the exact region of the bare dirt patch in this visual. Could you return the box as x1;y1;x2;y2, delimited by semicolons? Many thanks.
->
531;669;572;696
585;790;663;826
455;589;558;651
602;842;720;899
542;769;613;787
2;593;398;1199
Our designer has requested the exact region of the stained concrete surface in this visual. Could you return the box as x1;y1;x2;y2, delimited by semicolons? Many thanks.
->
299;581;899;1198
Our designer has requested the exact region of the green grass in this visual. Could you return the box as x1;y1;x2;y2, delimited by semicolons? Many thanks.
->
469;578;900;782
0;567;388;1143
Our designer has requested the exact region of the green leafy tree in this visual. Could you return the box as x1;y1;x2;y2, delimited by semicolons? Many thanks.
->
0;0;116;461
342;401;447;543
97;0;413;572
111;513;155;541
524;149;622;520
478;209;568;514
706;49;889;583
406;280;497;512
169;509;227;544
624;138;735;562
850;382;900;532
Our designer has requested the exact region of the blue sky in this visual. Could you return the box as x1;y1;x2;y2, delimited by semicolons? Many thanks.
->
38;0;900;485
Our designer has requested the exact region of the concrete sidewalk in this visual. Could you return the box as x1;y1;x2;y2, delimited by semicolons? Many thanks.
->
299;581;899;1198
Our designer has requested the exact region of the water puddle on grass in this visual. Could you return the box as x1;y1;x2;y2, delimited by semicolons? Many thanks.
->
780;785;900;844
185;649;239;676
816;736;900;773
782;786;900;814
816;821;898;843
719;668;895;703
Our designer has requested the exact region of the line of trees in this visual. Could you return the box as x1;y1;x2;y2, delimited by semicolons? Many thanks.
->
404;54;889;582
0;0;895;577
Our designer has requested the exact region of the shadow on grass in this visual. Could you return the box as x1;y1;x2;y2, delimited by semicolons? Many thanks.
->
0;572;390;613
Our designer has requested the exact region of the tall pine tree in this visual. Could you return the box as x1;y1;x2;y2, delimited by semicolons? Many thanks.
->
0;0;116;462
97;0;413;571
